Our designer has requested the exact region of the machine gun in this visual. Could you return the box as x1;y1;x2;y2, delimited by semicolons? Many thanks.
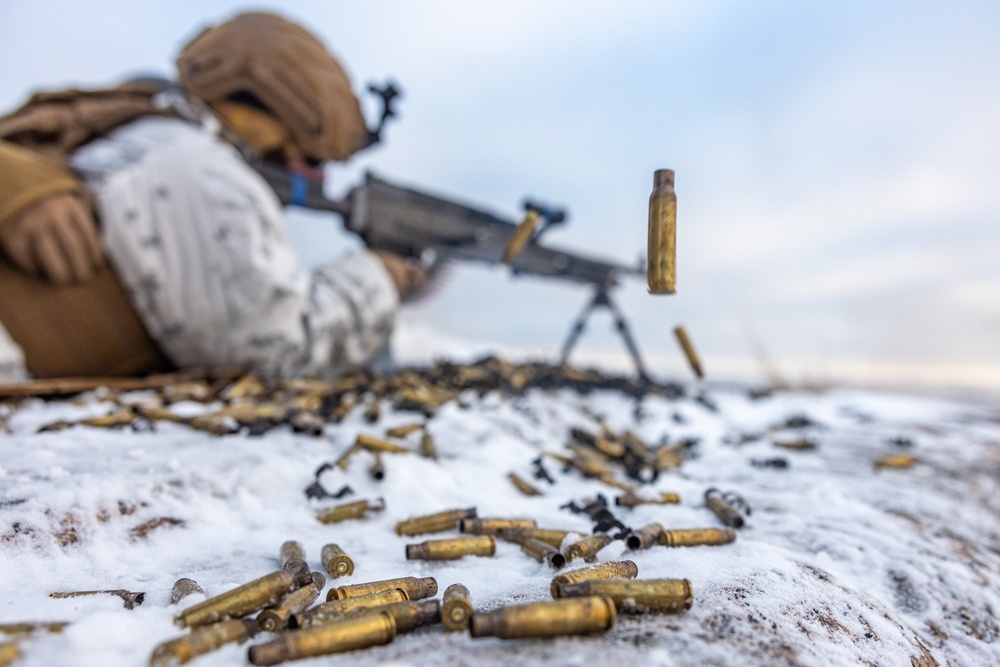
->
252;82;652;381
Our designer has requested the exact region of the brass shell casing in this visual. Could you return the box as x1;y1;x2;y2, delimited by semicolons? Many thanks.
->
355;434;409;454
300;589;409;628
705;492;744;528
550;561;639;598
394;508;477;536
459;518;537;535
248;611;396;666
419;433;438;460
368;451;385;480
279;541;307;570
0;642;20;667
626;523;665;551
255;573;325;633
315;498;384;525
659;528;736;547
647;168;677;295
441;584;473;631
500;528;571;550
356;599;441;634
327;576;438;602
508;472;542;496
385;423;424;439
150;619;253;666
470;596;616;639
519;537;566;569
556;579;693;613
673;325;703;379
175;566;311;629
565;534;613;562
406;535;496;561
321;544;355;578
502;209;541;265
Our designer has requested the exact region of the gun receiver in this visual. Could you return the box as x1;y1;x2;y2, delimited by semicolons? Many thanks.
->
253;162;650;380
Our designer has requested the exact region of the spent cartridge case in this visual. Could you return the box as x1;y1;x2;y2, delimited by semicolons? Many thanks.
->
626;523;664;551
459;518;537;535
0;642;21;667
321;544;355;578
501;209;541;265
660;528;736;547
150;618;253;666
705;490;744;528
315;498;384;524
406;535;496;561
441;584;473;632
355;433;409;454
363;400;380;424
327;576;438;602
248;611;396;666
500;527;571;550
300;589;409;627
385;423;423;439
255;573;325;633
551;560;639;598
418;432;438;460
556;579;693;613
347;600;440;634
615;492;680;508
279;541;307;570
565;534;613;562
175;565;311;629
368;451;385;481
169;578;204;605
520;537;566;569
0;622;68;637
647;168;677;294
673;325;703;379
875;454;919;469
394;507;477;537
470;596;616;639
507;472;542;496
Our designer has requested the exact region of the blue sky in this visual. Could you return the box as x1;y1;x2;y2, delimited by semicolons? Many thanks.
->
2;1;998;395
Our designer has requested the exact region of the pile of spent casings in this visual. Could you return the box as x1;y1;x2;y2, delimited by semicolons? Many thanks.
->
153;494;748;666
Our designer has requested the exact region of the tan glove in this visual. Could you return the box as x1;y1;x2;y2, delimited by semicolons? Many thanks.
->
373;250;429;303
0;192;104;285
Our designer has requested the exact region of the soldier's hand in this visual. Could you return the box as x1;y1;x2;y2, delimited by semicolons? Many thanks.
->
0;193;105;285
373;250;429;303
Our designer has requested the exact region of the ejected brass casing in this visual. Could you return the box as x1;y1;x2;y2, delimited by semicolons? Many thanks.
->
470;596;616;639
300;589;409;627
419;432;438;460
248;611;396;666
508;472;542;496
615;491;680;508
169;578;204;605
519;537;566;569
368;451;385;480
626;523;665;551
502;209;541;265
279;541;307;570
673;325;703;379
175;565;311;629
459;518;537;535
321;544;355;578
565;534;613;562
385;423;423;439
256;572;325;633
315;498;384;524
150;619;253;666
442;584;473;631
875;454;919;469
660;528;736;547
363;400;380;424
550;561;639;598
556;579;693;613
406;535;496;561
647;168;677;294
327;576;438;602
0;641;20;667
500;527;571;550
348;600;441;634
705;490;744;528
394;507;477;536
355;433;409;454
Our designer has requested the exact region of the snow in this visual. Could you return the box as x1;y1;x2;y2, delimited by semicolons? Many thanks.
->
1;372;998;666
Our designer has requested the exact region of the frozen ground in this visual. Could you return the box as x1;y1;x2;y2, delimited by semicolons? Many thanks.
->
1;370;998;667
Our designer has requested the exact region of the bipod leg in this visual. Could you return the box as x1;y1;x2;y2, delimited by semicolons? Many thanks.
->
559;290;602;366
603;294;651;385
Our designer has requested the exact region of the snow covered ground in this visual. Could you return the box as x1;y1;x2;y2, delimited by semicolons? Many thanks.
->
1;369;998;667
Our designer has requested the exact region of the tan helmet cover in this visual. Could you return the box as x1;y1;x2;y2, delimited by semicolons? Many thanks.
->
176;12;369;162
